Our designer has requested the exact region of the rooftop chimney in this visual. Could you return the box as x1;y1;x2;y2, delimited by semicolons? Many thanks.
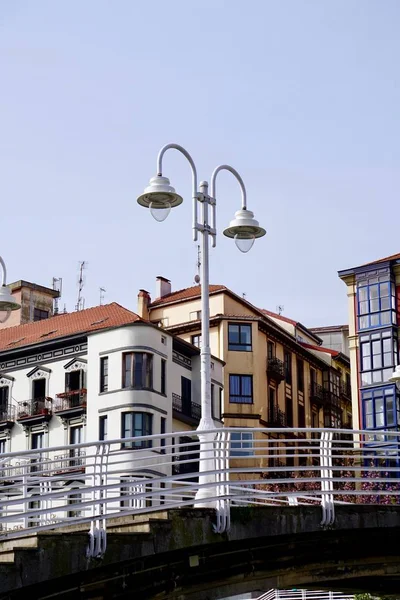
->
137;289;151;320
156;276;171;299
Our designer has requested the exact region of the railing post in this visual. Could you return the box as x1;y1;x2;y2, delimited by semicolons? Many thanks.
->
87;443;109;558
320;430;335;526
214;430;230;533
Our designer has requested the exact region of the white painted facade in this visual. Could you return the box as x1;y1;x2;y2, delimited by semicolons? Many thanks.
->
0;317;223;529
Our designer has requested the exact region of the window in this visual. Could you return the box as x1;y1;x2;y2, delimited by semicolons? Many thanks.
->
191;334;201;348
297;358;304;393
285;395;293;427
228;324;252;351
268;387;276;420
122;353;153;389
161;417;166;454
284;351;292;384
120;478;151;509
33;308;49;322
298;403;305;428
70;426;83;466
0;439;6;453
360;330;397;386
68;491;83;518
161;359;166;395
267;341;275;360
189;311;201;321
100;357;108;393
32;378;46;400
229;375;253;404
363;386;398;429
230;431;254;457
121;412;152;448
323;370;340;398
0;387;9;416
357;279;396;330
99;416;107;441
28;497;41;527
31;432;44;450
30;432;44;473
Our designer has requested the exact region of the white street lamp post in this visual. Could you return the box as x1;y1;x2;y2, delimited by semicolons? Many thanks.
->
0;257;20;321
389;366;400;392
137;143;266;505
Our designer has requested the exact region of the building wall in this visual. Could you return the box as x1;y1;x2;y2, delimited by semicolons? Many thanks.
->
152;291;337;434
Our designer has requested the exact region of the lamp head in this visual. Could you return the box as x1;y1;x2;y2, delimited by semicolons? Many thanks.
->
137;175;183;221
0;286;20;311
390;365;400;391
223;209;266;253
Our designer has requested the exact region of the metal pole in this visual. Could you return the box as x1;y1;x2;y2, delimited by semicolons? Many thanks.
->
195;181;217;505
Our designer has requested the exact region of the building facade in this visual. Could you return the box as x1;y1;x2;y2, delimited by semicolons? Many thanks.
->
137;278;352;449
0;280;60;329
0;302;223;526
310;325;350;356
339;253;400;432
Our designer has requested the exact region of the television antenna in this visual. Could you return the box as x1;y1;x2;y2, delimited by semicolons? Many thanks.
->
277;305;284;316
99;287;106;306
76;261;87;311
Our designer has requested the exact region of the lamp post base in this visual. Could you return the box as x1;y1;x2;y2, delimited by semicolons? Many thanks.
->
195;428;217;508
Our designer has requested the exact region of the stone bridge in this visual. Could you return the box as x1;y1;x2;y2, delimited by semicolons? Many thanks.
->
2;505;400;600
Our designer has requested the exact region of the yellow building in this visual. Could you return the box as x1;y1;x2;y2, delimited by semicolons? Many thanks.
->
137;277;352;440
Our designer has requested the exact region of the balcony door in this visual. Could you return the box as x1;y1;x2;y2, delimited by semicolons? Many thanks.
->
181;377;192;416
66;370;84;407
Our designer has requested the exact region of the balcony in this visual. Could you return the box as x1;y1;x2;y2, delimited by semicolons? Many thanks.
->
17;398;52;424
0;405;16;430
54;389;87;418
309;382;325;405
340;381;352;402
266;406;287;427
266;357;285;383
172;393;201;425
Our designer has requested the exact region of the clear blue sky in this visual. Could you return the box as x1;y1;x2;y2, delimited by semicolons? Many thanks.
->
1;1;399;326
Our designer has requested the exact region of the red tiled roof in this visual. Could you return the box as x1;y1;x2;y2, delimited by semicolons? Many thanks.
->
149;285;227;307
0;303;142;352
361;252;400;267
299;341;339;357
260;309;297;326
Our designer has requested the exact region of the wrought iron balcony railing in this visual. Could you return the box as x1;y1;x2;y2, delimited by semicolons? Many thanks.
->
267;406;287;427
17;398;52;420
54;389;87;413
172;393;201;421
266;357;285;382
0;405;16;423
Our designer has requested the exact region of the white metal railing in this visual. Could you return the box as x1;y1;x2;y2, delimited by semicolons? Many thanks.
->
257;591;355;600
0;427;399;557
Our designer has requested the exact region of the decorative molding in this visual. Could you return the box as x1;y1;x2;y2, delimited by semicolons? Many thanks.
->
172;350;192;371
64;358;88;373
0;377;13;387
98;403;168;416
0;343;87;373
99;345;167;359
26;366;52;379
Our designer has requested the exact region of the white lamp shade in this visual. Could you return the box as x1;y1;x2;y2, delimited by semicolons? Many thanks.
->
137;175;183;210
389;365;400;384
0;286;20;311
223;209;266;240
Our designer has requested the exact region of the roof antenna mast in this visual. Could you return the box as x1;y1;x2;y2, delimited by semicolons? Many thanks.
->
99;287;106;306
76;261;87;312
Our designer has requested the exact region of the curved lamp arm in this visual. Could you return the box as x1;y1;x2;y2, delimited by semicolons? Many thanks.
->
157;143;199;241
210;164;247;210
209;165;247;247
0;256;7;287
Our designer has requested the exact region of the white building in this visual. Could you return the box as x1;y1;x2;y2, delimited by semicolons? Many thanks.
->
0;302;223;528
